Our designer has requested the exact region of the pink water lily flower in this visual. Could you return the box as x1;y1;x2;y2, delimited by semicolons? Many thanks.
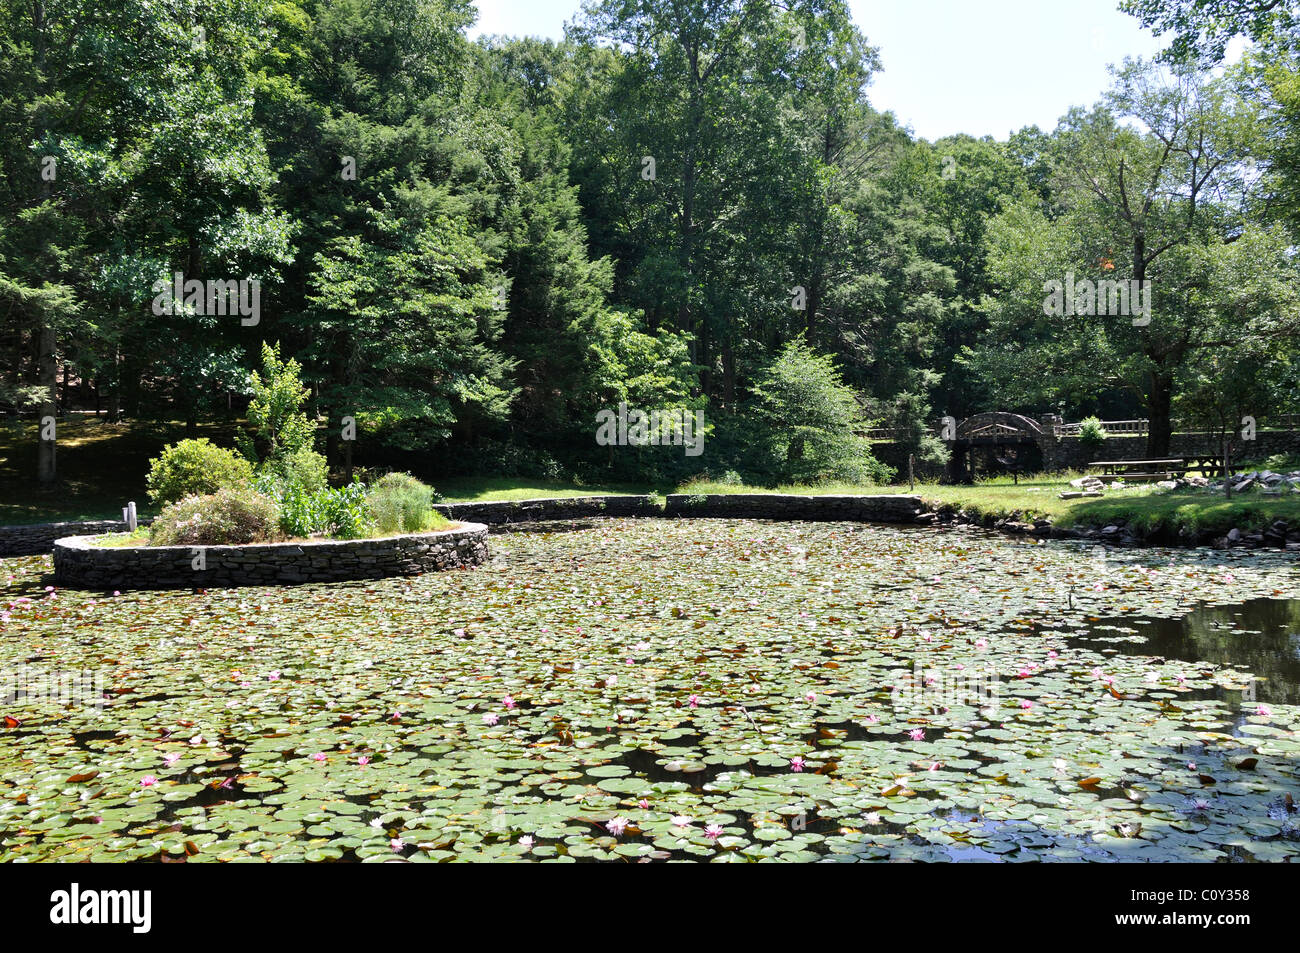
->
790;756;806;772
140;776;157;787
483;713;499;725
688;695;699;708
908;728;925;741
357;755;371;766
672;815;692;828
1019;699;1033;710
503;695;516;710
519;835;535;850
163;753;181;767
311;752;326;762
390;838;404;852
638;799;650;810
1256;705;1272;717
606;816;629;836
704;824;724;839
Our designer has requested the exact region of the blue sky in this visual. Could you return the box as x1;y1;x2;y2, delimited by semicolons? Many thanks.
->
469;0;1198;141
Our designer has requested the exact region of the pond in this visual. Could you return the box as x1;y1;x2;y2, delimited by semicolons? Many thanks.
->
1;519;1298;862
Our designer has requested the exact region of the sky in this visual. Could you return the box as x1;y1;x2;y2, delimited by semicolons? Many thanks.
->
469;0;1198;141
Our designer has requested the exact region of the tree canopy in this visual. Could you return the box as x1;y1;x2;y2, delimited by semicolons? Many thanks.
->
3;0;1298;482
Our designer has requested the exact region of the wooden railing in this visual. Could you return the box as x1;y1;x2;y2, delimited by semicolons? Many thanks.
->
1054;418;1148;437
867;414;1300;443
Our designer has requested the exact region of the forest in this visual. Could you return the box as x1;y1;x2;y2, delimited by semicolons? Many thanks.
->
2;0;1299;490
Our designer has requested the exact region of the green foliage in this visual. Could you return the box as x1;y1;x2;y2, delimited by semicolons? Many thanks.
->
241;342;316;466
273;446;330;495
1121;0;1299;63
749;342;890;485
366;472;443;535
4;0;1300;493
148;487;281;546
278;483;373;539
146;439;254;506
1077;417;1110;452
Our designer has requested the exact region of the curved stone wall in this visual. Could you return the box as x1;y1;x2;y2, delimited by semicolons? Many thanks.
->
0;520;133;557
433;493;926;524
52;523;489;590
434;495;663;523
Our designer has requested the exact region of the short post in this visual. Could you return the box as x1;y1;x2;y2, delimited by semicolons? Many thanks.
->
127;501;137;532
1222;435;1231;500
908;453;915;491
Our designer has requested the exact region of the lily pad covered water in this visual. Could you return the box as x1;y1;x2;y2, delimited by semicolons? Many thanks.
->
2;519;1298;862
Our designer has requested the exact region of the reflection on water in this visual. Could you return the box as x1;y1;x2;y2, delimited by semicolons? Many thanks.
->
1075;598;1300;705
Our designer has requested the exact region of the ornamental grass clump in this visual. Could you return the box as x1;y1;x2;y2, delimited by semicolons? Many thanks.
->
366;472;446;534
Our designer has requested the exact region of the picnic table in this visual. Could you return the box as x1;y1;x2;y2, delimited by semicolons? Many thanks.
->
1086;455;1190;478
1091;458;1183;477
1091;456;1224;479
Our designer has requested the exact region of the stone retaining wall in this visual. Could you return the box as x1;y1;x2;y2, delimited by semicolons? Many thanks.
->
0;520;131;557
434;495;663;523
433;493;926;525
662;493;925;521
1045;430;1300;471
52;523;489;590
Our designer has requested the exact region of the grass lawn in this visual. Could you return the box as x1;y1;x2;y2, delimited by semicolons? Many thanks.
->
676;473;1300;535
436;476;663;502
0;417;244;525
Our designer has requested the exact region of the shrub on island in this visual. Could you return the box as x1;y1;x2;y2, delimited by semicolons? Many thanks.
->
146;438;254;505
149;487;282;546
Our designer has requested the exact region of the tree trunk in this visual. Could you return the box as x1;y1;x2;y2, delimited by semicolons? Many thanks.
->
1146;370;1173;457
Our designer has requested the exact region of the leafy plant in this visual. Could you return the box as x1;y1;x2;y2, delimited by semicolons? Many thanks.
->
146;439;254;506
1077;416;1109;454
271;446;330;494
238;342;317;467
279;483;373;539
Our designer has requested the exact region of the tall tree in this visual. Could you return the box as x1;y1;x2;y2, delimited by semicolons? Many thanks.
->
969;59;1265;454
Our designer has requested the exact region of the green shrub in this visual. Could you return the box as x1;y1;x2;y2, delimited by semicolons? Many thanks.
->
146;439;254;506
1077;416;1109;454
272;446;329;494
366;472;441;534
149;488;280;546
279;483;373;539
